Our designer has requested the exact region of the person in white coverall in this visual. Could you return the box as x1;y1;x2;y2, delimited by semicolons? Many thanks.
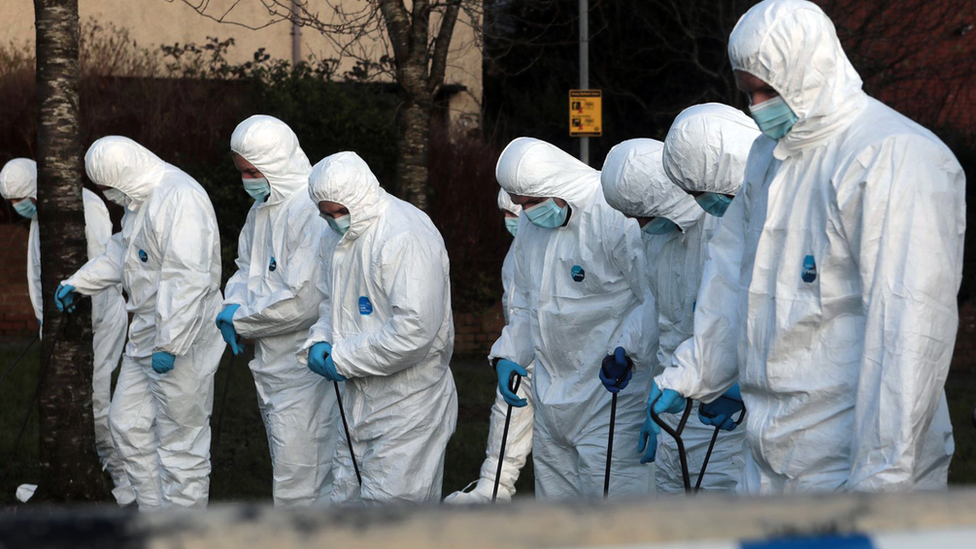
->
444;189;534;503
217;115;341;506
600;118;754;494
55;136;225;509
648;0;963;493
299;151;458;504
489;137;659;500
0;159;135;506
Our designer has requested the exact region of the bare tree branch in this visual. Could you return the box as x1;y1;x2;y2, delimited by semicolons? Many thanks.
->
378;0;412;66
429;0;461;91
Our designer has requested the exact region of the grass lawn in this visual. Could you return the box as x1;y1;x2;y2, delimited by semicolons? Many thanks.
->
0;338;972;504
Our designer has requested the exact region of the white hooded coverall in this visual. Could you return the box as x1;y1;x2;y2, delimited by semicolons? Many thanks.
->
601;122;754;494
0;159;133;505
657;0;962;493
224;115;341;507
445;189;534;503
300;152;458;504
489;138;659;500
63;136;225;509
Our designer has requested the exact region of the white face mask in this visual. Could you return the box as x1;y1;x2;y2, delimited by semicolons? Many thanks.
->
103;187;133;207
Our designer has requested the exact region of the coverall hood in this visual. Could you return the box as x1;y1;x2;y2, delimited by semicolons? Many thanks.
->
496;188;522;216
0;158;37;200
308;151;386;242
231;114;312;206
728;0;867;156
495;137;599;212
662;103;761;197
85;136;167;210
601;138;702;232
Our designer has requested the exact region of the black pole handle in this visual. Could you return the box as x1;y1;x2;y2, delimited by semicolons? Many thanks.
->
650;395;694;493
334;381;361;486
601;348;634;389
698;395;747;427
492;372;522;503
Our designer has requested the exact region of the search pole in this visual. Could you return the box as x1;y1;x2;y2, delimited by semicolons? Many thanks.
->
579;0;589;165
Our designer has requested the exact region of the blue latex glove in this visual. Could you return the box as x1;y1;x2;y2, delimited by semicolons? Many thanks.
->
152;352;176;374
307;341;332;376
495;359;528;407
699;383;744;431
638;380;686;463
308;342;345;381
55;284;80;313
638;414;658;464
322;354;346;382
599;346;633;393
215;304;239;328
215;304;243;355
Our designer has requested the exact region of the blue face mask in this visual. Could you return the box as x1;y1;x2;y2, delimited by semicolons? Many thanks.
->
524;198;568;229
243;177;271;201
749;96;798;141
322;212;350;235
696;193;733;217
13;199;36;219
642;217;677;235
504;217;519;237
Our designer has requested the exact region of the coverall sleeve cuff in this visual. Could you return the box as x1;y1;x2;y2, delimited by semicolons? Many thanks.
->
330;345;354;379
62;276;94;296
151;346;181;358
656;367;690;395
295;339;315;365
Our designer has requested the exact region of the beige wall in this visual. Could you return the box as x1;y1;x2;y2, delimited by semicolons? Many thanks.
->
1;0;482;127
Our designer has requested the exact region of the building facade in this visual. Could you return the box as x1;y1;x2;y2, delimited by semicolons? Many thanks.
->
1;0;483;130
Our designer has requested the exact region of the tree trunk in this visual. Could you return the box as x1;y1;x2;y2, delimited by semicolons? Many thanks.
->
396;81;433;210
34;0;109;502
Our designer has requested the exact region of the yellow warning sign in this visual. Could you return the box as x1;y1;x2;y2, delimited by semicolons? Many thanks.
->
569;90;602;137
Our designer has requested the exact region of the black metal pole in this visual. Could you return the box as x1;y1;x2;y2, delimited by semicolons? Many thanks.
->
334;381;361;486
0;335;39;389
213;351;235;447
492;374;521;503
603;392;618;499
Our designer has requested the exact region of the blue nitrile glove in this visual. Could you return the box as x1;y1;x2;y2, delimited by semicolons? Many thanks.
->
599;346;634;393
638;380;686;464
55;284;80;313
308;342;345;381
215;304;239;329
322;354;346;382
152;352;176;374
699;383;744;431
638;413;658;464
495;359;528;407
215;304;243;355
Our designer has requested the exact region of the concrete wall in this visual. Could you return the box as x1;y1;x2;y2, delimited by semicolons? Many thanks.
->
0;0;482;128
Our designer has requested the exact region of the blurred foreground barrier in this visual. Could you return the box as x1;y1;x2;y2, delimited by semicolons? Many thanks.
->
2;489;976;548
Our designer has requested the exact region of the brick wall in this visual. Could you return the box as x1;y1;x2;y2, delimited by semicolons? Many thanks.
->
453;301;506;356
0;223;37;336
952;301;976;372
